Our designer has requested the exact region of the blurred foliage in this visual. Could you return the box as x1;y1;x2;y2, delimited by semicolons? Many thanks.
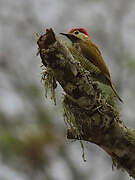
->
0;0;135;180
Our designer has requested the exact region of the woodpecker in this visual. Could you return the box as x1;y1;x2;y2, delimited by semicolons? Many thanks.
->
60;28;123;103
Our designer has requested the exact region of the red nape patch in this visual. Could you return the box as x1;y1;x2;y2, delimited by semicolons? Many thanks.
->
69;28;90;37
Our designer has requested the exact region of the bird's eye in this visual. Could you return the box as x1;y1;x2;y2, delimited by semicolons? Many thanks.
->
74;31;79;35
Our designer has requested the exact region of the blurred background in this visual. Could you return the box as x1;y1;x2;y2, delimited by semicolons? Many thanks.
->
0;0;135;179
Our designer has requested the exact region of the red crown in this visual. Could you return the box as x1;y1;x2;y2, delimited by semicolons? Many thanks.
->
69;28;90;37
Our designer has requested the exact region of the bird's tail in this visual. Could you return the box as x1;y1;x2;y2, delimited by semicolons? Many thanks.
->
110;81;123;103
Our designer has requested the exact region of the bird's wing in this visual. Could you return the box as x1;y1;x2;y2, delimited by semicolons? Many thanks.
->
80;40;111;79
67;43;101;74
90;41;102;56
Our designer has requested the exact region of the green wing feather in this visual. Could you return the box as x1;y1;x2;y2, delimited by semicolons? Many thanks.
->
65;43;101;75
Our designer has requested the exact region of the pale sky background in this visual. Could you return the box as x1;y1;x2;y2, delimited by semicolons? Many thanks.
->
0;0;135;179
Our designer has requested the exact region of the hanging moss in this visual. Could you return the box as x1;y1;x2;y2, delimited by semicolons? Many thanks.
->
63;98;87;161
34;32;57;105
41;68;57;105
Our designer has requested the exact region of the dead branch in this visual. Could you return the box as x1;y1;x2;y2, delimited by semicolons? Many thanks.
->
37;28;135;178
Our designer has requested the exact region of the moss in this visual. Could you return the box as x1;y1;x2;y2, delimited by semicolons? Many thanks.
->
41;68;57;105
62;98;87;161
125;129;135;146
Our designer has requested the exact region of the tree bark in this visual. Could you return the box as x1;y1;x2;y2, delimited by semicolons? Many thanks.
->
37;28;135;179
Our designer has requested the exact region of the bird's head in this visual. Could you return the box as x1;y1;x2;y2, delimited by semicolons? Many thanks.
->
60;28;90;43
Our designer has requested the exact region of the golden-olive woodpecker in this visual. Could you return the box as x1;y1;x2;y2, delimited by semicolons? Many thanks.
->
60;28;123;103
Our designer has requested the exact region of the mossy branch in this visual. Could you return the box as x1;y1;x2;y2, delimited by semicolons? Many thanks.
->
36;28;135;178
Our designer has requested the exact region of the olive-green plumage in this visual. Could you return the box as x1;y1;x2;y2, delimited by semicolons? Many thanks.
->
60;28;123;103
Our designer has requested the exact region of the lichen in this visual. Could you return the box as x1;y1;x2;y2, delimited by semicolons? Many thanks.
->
41;67;57;105
62;98;86;161
34;32;57;105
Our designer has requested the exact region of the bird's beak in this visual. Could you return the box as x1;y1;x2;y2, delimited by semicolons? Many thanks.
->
60;33;80;42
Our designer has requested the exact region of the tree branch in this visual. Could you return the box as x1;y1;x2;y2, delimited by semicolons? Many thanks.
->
37;28;135;178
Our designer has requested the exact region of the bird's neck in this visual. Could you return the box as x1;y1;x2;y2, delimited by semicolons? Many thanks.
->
72;38;91;48
72;42;81;50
